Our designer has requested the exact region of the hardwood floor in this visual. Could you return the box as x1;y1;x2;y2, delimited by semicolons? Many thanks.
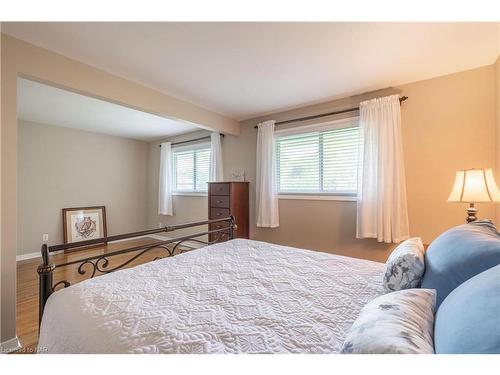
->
15;237;172;353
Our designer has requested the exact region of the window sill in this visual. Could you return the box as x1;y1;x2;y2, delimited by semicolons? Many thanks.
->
172;192;208;197
278;194;357;202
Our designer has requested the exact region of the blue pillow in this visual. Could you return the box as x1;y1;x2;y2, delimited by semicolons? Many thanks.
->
434;265;500;354
421;220;500;307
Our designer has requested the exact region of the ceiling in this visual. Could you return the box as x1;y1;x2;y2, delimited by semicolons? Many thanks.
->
5;22;499;120
17;78;199;141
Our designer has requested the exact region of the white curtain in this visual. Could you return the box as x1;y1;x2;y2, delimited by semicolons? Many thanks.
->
256;120;279;228
209;132;224;182
158;142;173;216
356;95;409;243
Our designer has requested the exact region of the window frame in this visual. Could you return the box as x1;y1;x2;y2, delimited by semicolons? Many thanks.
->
275;116;360;201
171;141;211;196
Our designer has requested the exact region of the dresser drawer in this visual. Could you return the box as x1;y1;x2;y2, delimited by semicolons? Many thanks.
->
210;207;230;220
210;195;230;208
207;182;249;241
209;183;230;196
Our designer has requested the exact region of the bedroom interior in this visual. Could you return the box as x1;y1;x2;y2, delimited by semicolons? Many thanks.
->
0;10;499;368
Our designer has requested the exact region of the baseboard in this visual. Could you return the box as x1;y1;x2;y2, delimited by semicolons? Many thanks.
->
16;249;64;262
0;336;21;354
16;251;41;262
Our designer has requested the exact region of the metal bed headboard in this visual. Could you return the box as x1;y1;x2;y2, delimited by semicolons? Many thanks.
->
37;216;236;325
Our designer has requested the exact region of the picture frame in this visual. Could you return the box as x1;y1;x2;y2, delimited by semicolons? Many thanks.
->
230;168;246;182
62;206;107;252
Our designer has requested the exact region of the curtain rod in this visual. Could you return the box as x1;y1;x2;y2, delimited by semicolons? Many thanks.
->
253;96;408;129
158;134;224;147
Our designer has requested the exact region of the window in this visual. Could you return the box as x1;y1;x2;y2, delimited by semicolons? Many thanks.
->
172;144;211;194
275;120;359;196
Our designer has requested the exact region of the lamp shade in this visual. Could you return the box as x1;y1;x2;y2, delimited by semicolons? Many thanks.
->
447;168;500;203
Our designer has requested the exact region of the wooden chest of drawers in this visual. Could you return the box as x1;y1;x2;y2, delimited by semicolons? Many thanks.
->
208;182;249;242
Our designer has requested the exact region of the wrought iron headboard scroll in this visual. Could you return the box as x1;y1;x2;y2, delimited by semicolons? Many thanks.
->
37;216;236;326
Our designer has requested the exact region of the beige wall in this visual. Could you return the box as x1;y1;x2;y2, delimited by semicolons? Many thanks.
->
17;121;149;256
0;24;3;344
152;65;497;264
0;33;239;345
240;65;496;260
401;65;496;240
496;56;500;224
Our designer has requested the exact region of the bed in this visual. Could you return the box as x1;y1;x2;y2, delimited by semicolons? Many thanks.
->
37;217;385;354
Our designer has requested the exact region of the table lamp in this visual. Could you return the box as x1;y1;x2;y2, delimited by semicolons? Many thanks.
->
447;168;500;223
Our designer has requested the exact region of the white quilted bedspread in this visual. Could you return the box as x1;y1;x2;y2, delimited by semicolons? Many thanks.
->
38;239;385;353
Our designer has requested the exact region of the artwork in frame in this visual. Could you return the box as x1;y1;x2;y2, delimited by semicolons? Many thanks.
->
230;168;246;182
62;206;107;252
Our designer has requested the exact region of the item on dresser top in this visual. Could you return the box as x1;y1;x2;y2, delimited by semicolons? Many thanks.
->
341;289;436;354
230;169;246;182
434;265;500;354
421;220;500;307
383;237;425;292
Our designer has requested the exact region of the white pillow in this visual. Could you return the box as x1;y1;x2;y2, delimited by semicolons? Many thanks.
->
384;237;425;292
341;289;436;354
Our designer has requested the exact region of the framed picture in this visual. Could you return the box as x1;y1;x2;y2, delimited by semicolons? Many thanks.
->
62;206;107;252
230;168;246;182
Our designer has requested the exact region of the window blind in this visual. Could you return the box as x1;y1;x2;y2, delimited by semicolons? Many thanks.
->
173;147;211;192
276;126;359;194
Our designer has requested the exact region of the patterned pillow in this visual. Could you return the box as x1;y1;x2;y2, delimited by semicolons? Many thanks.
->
341;289;436;354
384;237;425;292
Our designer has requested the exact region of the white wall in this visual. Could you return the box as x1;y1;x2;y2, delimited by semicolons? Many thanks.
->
17;120;150;256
